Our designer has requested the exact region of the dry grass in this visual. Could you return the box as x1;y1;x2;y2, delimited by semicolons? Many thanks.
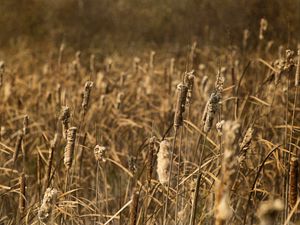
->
0;20;299;225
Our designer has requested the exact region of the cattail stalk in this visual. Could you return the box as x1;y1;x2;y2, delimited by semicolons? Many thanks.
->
18;173;26;222
296;49;300;87
45;133;58;189
129;188;140;225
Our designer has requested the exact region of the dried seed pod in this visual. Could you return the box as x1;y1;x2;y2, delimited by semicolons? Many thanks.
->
13;131;23;165
38;188;58;224
64;127;77;170
216;120;225;136
146;136;156;183
202;92;221;133
129;188;139;225
116;91;125;110
257;199;283;225
174;83;188;129
259;18;268;40
81;81;93;114
184;71;195;105
94;145;107;163
156;140;170;185
59;106;70;139
0;61;4;87
289;157;298;208
240;127;254;153
90;54;95;75
243;29;250;49
149;51;155;70
23;115;29;135
222;121;240;189
128;156;137;174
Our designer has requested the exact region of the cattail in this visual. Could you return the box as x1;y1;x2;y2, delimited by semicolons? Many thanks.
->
202;92;221;133
0;61;4;87
215;67;225;93
295;49;299;86
75;51;81;67
216;120;225;136
59;106;70;139
240;127;254;153
38;188;58;224
45;133;58;188
257;199;283;225
259;18;268;40
94;145;107;163
222;121;240;188
82;81;93;115
105;58;113;73
133;57;141;74
146;136;156;184
90;54;95;75
129;188;140;225
19;173;26;217
149;51;155;70
156;140;170;185
215;121;240;225
174;83;188;129
116;91;125;110
128;156;137;174
58;43;65;67
243;29;250;49
13;131;23;165
56;84;61;106
23;115;29;135
184;71;195;105
170;58;175;76
64;127;77;170
289;157;298;208
215;181;232;225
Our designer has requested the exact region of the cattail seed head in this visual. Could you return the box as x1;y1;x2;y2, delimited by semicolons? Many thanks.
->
289;157;298;208
146;136;156;183
174;83;188;128
184;71;195;105
202;92;221;133
38;188;58;224
243;29;250;49
13;130;23;165
94;145;107;163
64;127;77;170
82;81;93;114
59;106;70;139
0;61;4;87
259;18;268;40
216;120;225;136
157;140;170;185
23;115;29;135
257;199;283;225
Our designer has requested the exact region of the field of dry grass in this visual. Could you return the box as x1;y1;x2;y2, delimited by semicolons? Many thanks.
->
0;15;299;225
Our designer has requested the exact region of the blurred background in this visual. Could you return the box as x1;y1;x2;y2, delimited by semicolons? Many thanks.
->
0;0;299;52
